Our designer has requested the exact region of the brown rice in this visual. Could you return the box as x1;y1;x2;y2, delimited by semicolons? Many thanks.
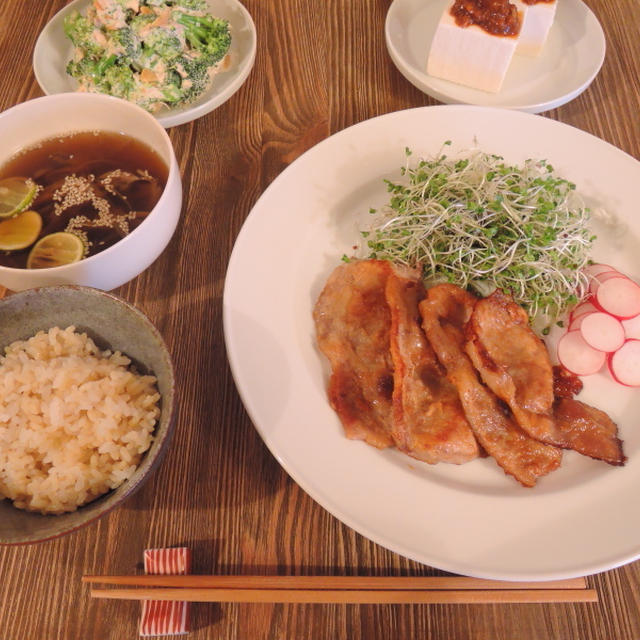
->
0;326;160;515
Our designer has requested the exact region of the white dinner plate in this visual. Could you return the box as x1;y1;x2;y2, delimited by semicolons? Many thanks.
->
33;0;256;128
223;105;640;581
385;0;605;113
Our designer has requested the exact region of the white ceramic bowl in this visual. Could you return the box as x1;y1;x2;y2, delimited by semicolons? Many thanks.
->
0;93;182;291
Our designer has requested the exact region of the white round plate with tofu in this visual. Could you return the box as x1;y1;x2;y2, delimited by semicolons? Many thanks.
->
385;0;605;113
33;0;256;128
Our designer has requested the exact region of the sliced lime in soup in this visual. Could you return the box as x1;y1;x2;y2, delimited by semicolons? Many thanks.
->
0;210;42;251
27;232;86;269
0;177;38;218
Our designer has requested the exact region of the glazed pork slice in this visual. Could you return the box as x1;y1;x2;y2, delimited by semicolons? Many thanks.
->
464;289;563;446
466;290;625;464
466;290;554;412
553;365;584;399
552;365;624;464
313;259;395;449
385;269;479;464
419;284;562;487
552;398;626;466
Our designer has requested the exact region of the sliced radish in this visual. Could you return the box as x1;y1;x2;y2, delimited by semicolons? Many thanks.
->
588;270;623;295
570;300;598;320
557;330;607;376
608;339;640;386
568;312;594;331
583;263;619;278
579;312;625;352
595;276;640;319
622;314;640;340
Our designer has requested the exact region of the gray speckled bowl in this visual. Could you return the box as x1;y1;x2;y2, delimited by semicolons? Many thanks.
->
0;286;176;545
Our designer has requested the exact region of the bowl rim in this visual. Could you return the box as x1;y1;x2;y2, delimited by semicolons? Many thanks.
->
0;285;177;545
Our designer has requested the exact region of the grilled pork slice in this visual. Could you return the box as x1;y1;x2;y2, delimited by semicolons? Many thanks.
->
464;289;563;445
467;290;554;412
466;290;625;464
553;399;626;466
313;260;395;449
386;270;479;464
419;284;562;487
553;365;583;399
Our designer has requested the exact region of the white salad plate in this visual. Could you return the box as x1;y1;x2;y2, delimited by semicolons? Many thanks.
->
385;0;605;113
33;0;256;128
224;105;640;581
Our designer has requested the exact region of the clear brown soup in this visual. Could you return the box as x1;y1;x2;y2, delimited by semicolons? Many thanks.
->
0;131;168;269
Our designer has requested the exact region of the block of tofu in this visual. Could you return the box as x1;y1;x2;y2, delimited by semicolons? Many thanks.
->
514;0;557;56
427;3;519;93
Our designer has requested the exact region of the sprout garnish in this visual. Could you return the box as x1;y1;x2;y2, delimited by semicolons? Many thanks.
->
361;145;594;328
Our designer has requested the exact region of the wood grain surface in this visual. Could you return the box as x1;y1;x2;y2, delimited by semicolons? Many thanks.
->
0;1;639;638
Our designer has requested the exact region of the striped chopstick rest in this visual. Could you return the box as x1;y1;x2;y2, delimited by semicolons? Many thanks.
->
139;547;191;636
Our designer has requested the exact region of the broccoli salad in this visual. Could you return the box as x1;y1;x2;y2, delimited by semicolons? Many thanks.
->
64;0;231;112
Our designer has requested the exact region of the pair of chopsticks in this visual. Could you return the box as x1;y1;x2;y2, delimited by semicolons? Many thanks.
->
83;574;598;604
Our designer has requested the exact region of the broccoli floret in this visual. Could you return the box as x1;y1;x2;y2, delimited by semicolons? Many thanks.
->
98;63;136;99
175;55;213;101
66;53;118;83
128;13;156;32
174;0;207;9
112;26;141;59
160;76;185;104
67;50;136;102
66;57;91;82
175;13;230;63
64;11;105;56
143;27;183;61
144;0;206;8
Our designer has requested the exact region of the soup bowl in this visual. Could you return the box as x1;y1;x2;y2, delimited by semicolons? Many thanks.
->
0;285;176;544
0;93;182;291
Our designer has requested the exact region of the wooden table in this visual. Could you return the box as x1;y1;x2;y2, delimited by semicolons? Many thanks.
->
1;1;639;638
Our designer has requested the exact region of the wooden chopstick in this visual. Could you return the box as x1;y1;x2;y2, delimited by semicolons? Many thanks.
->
83;574;587;591
87;586;597;604
84;575;597;604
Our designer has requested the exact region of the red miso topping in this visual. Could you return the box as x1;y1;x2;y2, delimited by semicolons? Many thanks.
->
450;0;521;36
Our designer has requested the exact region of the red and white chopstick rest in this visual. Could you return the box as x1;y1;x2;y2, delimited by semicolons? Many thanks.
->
139;547;191;636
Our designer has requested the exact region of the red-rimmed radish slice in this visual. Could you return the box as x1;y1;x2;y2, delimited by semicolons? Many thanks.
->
583;263;618;278
608;339;640;387
588;270;624;295
557;330;606;376
622;314;640;340
579;312;625;352
568;312;593;331
595;276;640;319
570;300;598;320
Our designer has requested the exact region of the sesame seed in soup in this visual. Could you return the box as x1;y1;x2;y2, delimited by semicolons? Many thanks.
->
0;131;168;269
